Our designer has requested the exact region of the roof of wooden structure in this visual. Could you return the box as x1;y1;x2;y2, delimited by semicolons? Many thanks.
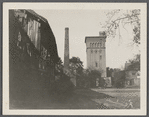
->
25;10;59;62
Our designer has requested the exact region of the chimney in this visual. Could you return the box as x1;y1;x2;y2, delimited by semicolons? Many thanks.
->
64;27;69;71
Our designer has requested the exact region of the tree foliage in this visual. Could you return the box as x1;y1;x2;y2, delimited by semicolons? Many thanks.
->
52;57;74;99
81;69;104;88
55;57;64;75
69;57;84;76
106;67;114;77
112;70;126;88
87;70;104;87
103;9;140;45
127;54;140;71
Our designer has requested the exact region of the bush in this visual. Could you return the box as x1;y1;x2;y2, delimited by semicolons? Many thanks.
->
50;73;75;97
115;79;125;88
112;71;126;88
87;70;103;88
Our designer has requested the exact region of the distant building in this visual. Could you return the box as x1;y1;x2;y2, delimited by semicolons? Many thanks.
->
85;31;107;77
104;77;112;87
125;62;140;86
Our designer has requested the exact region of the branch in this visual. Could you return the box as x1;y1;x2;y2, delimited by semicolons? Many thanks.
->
112;14;140;23
106;13;140;31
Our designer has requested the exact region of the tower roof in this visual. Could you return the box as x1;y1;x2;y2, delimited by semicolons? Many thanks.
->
85;36;106;43
85;31;107;43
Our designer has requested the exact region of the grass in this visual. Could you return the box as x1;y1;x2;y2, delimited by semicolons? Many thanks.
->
10;87;140;109
10;88;112;109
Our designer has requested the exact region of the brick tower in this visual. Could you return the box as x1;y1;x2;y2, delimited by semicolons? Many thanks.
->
85;31;107;77
64;27;69;73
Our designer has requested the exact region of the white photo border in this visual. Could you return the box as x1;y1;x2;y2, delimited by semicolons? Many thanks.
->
3;3;147;115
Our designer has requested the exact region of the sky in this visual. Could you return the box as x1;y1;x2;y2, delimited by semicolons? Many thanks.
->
34;10;140;69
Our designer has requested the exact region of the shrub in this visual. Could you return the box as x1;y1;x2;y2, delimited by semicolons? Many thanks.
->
50;73;75;97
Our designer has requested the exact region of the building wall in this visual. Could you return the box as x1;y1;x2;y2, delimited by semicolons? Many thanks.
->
125;70;140;86
85;36;107;77
126;71;137;79
9;10;59;108
13;9;58;72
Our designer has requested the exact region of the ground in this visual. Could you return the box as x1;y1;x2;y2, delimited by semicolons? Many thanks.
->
91;88;140;109
10;88;140;109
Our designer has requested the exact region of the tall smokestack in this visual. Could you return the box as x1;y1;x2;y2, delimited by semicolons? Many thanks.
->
64;27;69;71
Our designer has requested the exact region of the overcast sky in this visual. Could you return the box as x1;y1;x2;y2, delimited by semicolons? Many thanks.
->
34;10;140;69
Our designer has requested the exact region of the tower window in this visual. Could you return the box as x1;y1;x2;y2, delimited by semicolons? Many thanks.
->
99;50;102;53
91;50;93;53
100;43;102;47
97;43;99;47
95;62;98;67
100;55;102;59
92;43;94;47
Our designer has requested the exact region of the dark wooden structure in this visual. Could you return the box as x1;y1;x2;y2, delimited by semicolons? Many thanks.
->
9;10;59;108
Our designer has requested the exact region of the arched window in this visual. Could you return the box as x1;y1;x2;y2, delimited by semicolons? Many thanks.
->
29;51;32;56
92;43;94;47
43;65;45;70
97;43;99;47
90;43;92;47
39;62;41;69
95;43;96;47
100;43;102;47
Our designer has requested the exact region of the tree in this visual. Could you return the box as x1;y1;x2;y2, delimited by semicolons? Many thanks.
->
69;57;84;87
127;54;140;71
55;57;64;75
69;57;84;76
113;70;126;88
85;69;104;88
51;57;75;99
102;9;140;45
106;67;112;77
76;70;90;88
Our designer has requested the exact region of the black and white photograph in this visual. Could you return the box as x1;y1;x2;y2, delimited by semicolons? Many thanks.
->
3;3;147;115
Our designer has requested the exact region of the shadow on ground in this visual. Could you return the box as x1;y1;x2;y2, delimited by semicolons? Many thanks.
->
10;88;113;109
